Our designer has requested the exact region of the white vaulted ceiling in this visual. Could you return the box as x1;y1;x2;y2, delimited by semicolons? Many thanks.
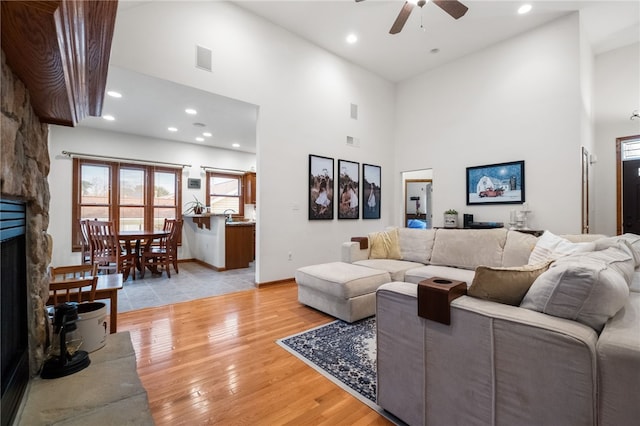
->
79;1;639;152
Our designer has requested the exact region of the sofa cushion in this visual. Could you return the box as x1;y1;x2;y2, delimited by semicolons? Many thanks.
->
354;259;423;281
404;265;476;285
369;228;402;260
594;234;640;268
397;228;435;264
521;257;629;332
430;228;508;270
502;231;538;267
528;231;595;264
295;262;391;299
469;262;551;306
549;243;634;287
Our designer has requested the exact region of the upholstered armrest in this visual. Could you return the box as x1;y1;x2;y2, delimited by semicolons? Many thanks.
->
341;241;369;263
597;292;640;425
376;283;600;426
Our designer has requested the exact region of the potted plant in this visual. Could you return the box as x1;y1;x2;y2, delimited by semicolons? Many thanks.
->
184;196;205;215
444;209;458;229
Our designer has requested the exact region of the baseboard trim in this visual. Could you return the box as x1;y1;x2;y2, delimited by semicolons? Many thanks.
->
179;258;224;272
257;277;295;287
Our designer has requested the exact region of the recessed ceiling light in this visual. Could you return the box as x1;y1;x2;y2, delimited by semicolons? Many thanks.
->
103;115;115;121
232;143;240;148
195;137;205;142
346;33;358;44
518;4;532;14
107;91;122;98
168;127;178;132
203;132;212;137
185;108;197;115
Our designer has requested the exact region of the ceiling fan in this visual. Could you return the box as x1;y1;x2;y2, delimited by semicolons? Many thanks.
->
356;0;469;34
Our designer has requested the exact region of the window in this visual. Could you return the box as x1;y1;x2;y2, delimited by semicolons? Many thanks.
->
206;172;243;216
72;159;181;250
623;139;640;161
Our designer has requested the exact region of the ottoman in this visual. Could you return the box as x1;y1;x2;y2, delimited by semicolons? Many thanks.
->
295;262;391;322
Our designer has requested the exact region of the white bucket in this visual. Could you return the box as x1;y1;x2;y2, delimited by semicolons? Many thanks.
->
76;302;108;352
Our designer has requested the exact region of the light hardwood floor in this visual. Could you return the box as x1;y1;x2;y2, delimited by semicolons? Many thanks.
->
118;280;392;425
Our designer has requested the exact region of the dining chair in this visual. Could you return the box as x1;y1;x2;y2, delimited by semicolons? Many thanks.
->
48;263;99;305
79;219;92;264
140;219;182;278
86;220;135;280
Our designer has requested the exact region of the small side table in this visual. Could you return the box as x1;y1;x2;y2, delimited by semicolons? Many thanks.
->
417;277;467;325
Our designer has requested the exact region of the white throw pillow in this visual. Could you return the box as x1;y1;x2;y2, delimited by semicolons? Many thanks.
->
521;257;629;332
528;230;595;265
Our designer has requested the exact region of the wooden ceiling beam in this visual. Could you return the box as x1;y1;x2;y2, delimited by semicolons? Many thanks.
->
1;0;118;126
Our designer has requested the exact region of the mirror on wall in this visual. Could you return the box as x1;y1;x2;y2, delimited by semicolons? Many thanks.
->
402;169;433;229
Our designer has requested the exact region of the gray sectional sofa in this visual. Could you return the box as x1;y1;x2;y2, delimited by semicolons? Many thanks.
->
297;227;640;425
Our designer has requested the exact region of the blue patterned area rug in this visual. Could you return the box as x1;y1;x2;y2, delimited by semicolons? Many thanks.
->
276;317;403;424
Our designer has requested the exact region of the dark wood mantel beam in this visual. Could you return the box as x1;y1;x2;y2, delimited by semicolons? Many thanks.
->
1;0;118;126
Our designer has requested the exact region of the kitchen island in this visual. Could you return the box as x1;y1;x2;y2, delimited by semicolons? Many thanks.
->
184;214;255;271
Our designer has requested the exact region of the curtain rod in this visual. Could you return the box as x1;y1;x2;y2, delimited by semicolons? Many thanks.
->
200;165;248;174
62;151;191;168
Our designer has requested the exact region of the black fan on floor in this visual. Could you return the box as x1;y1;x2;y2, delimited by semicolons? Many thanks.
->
356;0;469;34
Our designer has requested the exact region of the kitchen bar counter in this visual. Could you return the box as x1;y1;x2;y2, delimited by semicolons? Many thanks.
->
184;215;255;270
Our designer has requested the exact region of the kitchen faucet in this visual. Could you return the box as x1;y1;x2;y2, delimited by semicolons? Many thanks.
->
223;209;236;222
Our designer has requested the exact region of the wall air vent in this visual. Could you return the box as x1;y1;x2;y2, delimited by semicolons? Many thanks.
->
196;45;212;72
346;136;360;147
350;103;358;120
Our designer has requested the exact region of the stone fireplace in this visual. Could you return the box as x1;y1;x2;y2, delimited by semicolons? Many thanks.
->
1;50;52;422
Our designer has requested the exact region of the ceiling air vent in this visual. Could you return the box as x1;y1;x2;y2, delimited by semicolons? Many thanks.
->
196;45;212;72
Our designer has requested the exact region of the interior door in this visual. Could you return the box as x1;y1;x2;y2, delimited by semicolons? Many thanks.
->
622;158;640;233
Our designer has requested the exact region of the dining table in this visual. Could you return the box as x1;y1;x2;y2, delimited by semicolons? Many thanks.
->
47;273;123;333
118;229;169;279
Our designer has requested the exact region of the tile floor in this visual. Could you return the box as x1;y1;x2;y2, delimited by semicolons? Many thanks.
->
116;261;256;312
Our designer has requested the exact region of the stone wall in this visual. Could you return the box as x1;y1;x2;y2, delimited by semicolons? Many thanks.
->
1;50;52;376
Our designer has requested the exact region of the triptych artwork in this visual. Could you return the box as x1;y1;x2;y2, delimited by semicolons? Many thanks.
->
308;154;381;221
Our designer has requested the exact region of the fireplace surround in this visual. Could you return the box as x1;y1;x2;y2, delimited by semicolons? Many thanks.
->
1;51;52;424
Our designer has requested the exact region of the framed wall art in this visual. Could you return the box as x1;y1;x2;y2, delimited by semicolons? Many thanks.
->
308;154;334;220
466;160;525;205
363;163;381;219
338;159;359;220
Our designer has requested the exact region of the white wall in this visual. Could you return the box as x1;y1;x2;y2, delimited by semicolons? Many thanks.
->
593;42;640;235
50;1;395;283
48;125;256;267
394;14;586;233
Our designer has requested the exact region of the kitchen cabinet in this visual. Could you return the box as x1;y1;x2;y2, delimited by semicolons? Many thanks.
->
243;172;256;205
225;222;255;270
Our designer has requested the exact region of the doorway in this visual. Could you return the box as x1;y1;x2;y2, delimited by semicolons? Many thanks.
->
402;169;433;229
616;135;640;234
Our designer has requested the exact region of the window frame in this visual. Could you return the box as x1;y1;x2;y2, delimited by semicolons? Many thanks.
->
72;158;182;251
205;171;244;217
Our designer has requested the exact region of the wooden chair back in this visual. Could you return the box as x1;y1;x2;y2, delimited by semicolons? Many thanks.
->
49;264;98;305
79;219;92;264
86;220;122;273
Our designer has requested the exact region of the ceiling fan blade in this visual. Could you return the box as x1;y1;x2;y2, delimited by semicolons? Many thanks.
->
389;2;415;34
432;0;468;20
